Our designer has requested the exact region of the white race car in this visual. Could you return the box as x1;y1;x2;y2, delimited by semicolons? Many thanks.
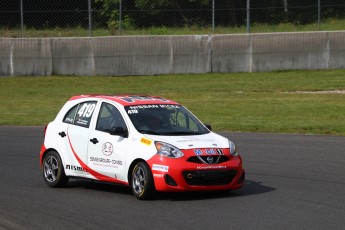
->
40;95;245;199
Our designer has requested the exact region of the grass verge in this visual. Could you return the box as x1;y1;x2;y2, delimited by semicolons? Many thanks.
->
1;69;345;135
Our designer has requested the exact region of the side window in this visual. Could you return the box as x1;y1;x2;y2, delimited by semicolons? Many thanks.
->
176;111;187;128
96;102;127;132
63;105;78;124
63;101;97;128
175;110;199;131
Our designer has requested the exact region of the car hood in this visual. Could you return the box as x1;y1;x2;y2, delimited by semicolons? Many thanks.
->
144;132;229;149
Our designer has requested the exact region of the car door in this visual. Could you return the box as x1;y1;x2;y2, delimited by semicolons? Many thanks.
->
58;100;98;177
87;102;129;183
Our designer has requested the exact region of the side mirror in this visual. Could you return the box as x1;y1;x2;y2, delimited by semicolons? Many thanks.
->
109;127;128;138
205;124;212;131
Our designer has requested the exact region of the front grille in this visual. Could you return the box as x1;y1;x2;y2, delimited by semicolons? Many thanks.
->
187;155;229;164
183;170;237;186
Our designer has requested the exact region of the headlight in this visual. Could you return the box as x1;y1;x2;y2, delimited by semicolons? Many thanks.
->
229;141;239;156
155;142;184;158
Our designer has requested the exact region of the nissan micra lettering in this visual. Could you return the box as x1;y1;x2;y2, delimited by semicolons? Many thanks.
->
40;95;245;199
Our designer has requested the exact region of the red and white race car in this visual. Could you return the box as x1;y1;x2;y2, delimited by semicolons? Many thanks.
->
40;95;245;199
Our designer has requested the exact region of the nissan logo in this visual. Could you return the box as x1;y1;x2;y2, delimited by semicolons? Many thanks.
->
207;156;214;163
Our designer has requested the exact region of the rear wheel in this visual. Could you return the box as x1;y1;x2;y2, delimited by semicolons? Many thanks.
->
131;162;156;200
42;151;69;187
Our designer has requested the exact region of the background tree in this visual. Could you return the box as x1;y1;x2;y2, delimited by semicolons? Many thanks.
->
0;0;344;30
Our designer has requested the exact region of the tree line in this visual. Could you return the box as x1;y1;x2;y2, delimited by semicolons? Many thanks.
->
1;0;344;29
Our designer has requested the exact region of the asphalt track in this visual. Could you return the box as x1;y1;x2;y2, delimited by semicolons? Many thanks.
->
0;126;344;230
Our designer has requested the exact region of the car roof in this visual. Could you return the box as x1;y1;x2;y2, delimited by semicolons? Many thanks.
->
69;94;180;106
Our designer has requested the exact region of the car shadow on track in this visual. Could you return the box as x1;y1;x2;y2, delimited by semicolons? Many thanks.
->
64;179;275;201
66;179;133;196
237;180;276;196
158;180;276;201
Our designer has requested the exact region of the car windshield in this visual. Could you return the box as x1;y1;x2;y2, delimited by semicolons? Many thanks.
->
125;104;210;136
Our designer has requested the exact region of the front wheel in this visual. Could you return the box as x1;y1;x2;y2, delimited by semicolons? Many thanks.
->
131;162;156;200
42;151;69;187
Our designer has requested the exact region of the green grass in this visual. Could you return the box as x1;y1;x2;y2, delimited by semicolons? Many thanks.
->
2;19;345;37
1;69;345;136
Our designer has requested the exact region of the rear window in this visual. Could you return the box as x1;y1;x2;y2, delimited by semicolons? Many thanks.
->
63;101;97;128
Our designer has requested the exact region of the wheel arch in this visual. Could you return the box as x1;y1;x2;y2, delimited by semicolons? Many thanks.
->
40;148;61;166
127;158;150;187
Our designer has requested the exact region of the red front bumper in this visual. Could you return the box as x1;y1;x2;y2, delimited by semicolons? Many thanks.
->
147;154;245;192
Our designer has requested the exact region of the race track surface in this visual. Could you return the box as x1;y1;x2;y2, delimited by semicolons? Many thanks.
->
0;127;344;229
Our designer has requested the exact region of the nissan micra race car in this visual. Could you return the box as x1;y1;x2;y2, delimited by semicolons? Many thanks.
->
40;95;245;199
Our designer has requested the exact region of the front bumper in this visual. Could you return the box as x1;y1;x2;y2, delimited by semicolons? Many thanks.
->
147;154;245;192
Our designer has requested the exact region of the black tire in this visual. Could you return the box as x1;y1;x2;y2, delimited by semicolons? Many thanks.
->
42;151;69;187
130;162;156;200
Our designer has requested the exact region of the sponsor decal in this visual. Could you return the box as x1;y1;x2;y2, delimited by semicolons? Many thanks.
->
217;149;224;155
197;165;227;170
152;164;169;172
102;142;113;156
90;157;123;166
127;105;180;114
67;131;128;185
158;104;179;109
127;109;138;114
153;174;164;178
65;117;74;124
205;149;216;154
129;105;159;109
193;148;224;155
176;137;215;143
66;164;87;172
75;118;89;126
194;149;203;155
140;137;152;146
